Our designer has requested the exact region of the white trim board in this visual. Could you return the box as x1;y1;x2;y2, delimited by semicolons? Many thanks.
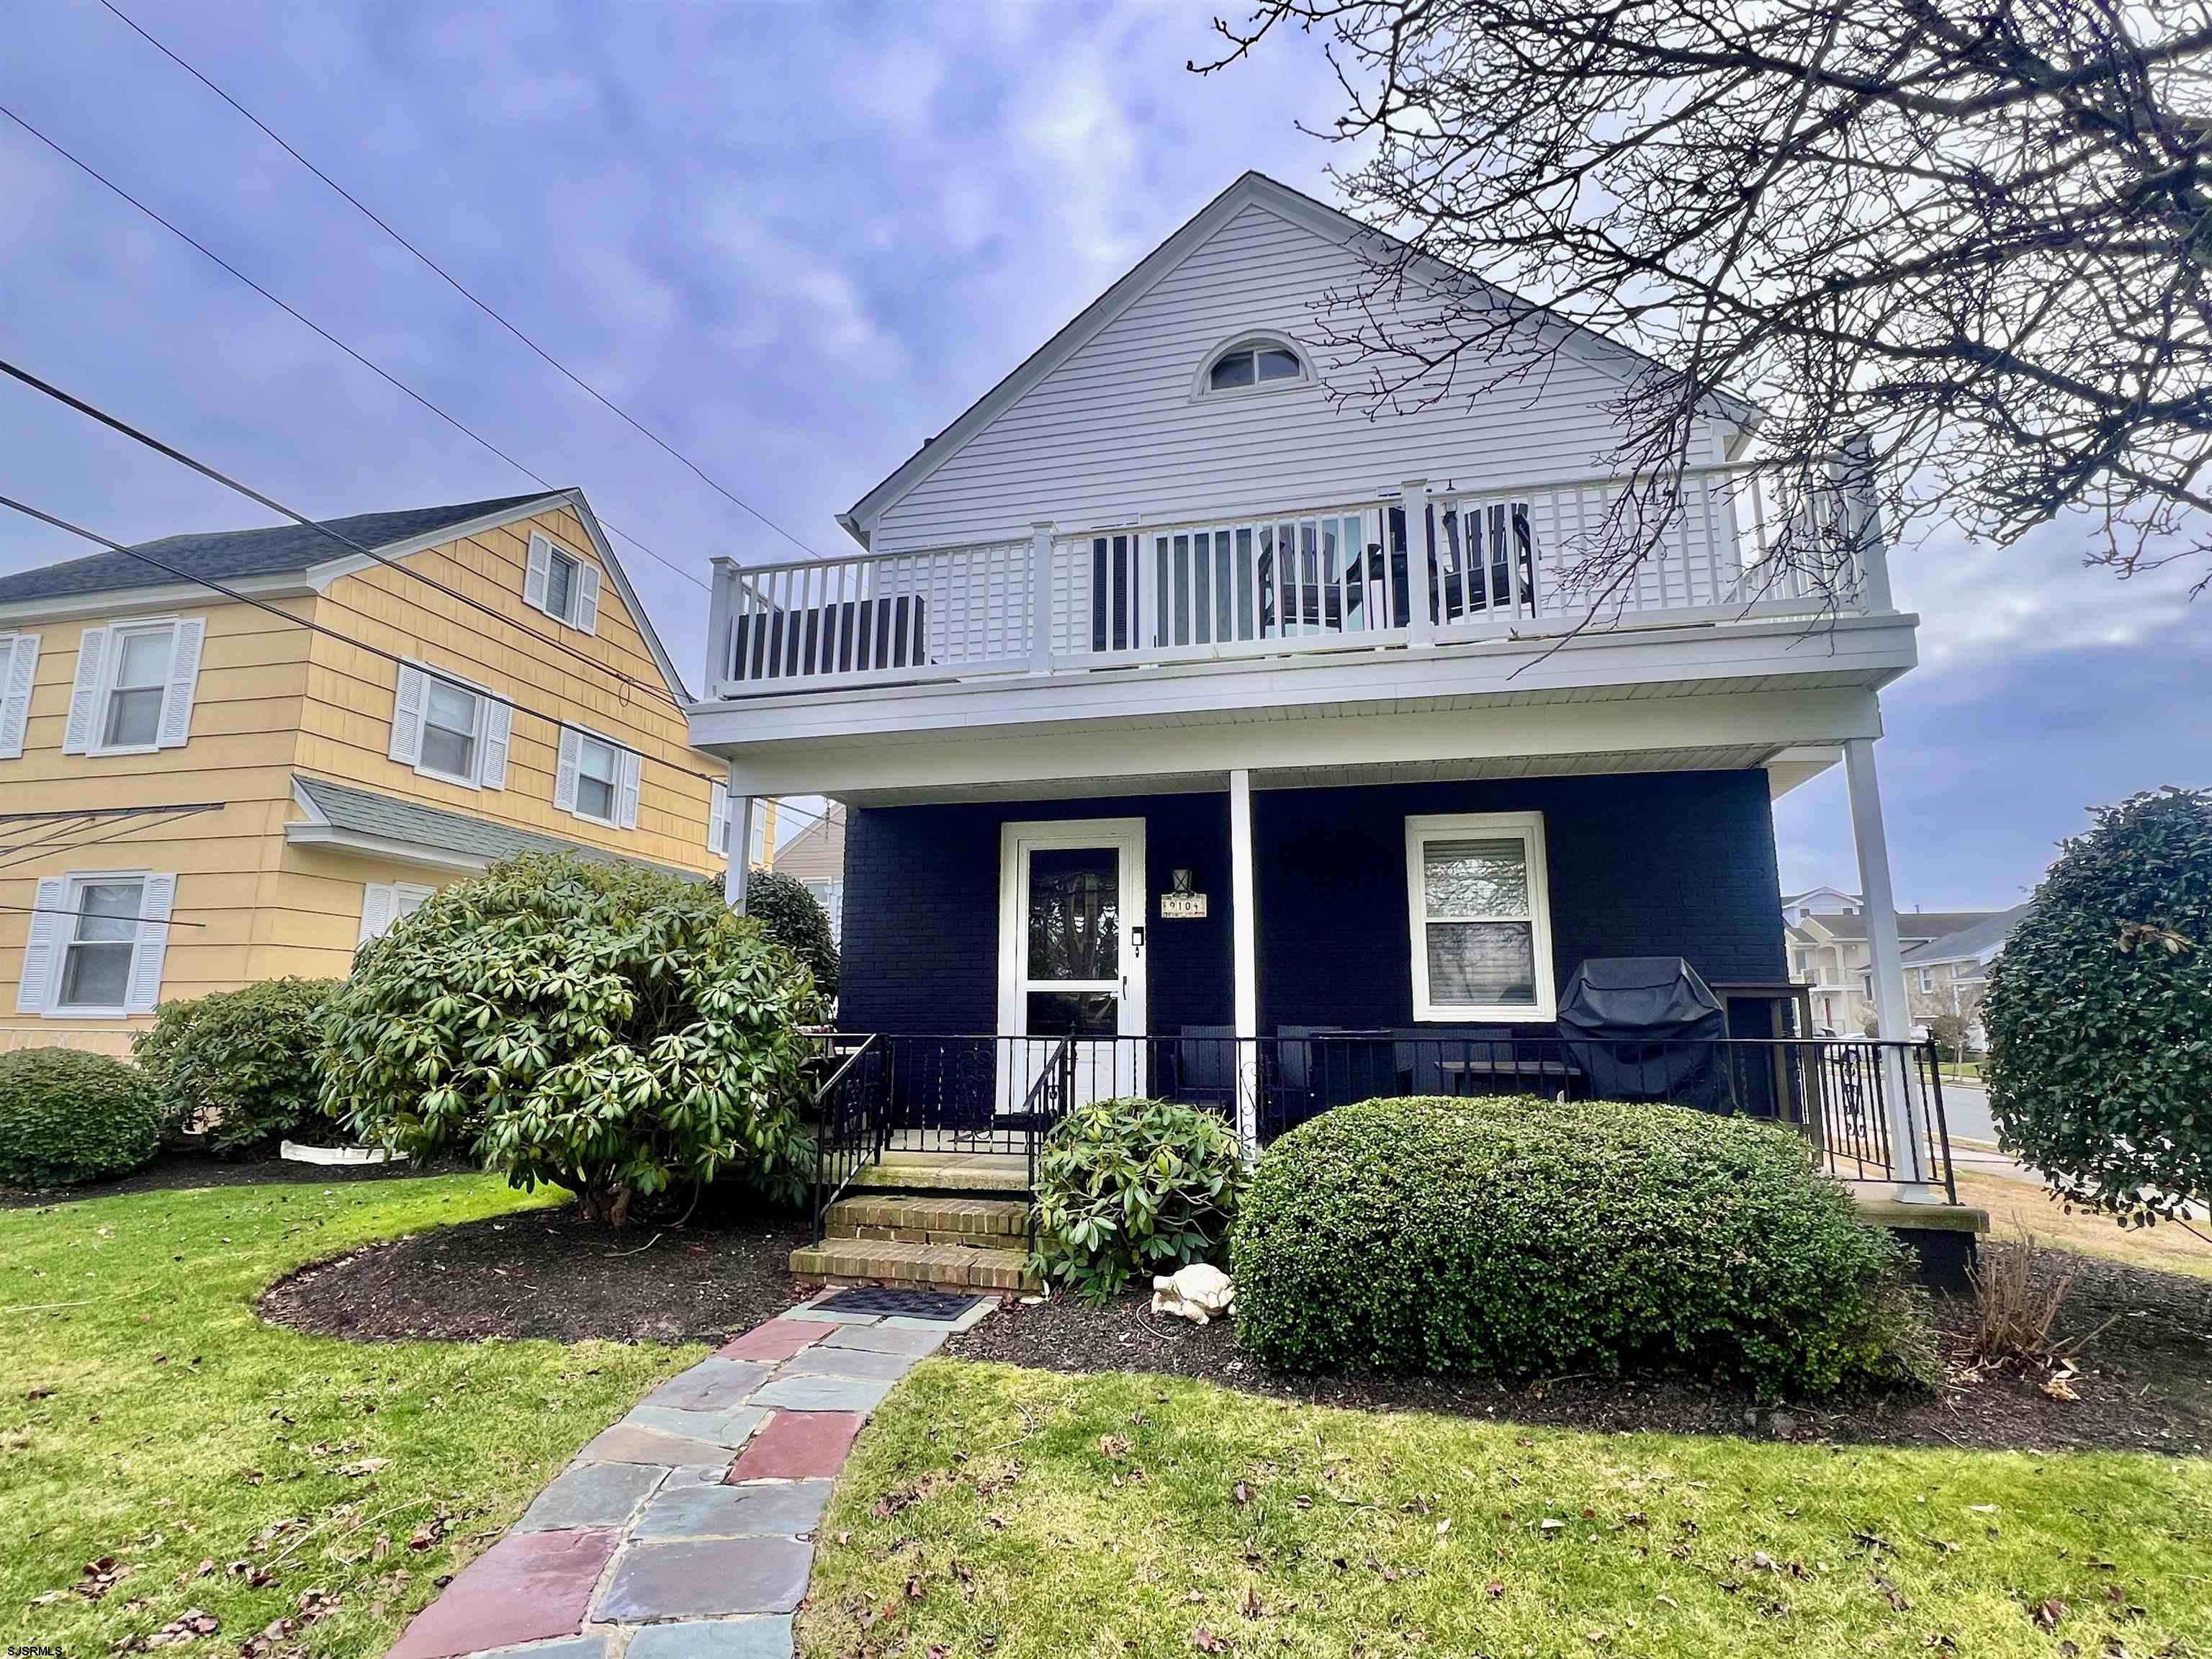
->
711;686;1884;801
688;612;1919;755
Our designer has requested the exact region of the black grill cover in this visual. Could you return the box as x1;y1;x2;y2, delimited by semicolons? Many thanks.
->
1557;957;1733;1111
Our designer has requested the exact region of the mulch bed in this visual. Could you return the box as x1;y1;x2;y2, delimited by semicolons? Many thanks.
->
948;1249;2212;1455
260;1208;813;1345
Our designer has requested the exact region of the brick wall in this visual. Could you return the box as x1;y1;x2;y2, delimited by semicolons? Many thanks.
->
840;770;1786;1033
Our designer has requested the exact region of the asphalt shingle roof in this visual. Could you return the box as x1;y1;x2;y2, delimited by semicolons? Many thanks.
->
0;492;559;606
1902;904;2031;964
294;774;706;884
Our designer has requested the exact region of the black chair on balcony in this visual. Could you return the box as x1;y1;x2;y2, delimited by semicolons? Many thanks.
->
731;593;929;682
1164;1025;1239;1120
1273;1025;1399;1132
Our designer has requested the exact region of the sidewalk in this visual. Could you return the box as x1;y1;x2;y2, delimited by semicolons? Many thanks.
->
383;1292;992;1659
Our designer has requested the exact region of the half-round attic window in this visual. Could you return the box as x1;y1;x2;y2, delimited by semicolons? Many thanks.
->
1201;337;1306;395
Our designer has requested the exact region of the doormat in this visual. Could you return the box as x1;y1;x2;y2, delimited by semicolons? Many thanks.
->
814;1286;985;1321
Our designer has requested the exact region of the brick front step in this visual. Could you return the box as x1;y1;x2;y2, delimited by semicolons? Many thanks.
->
849;1153;1030;1195
789;1236;1040;1292
825;1194;1030;1249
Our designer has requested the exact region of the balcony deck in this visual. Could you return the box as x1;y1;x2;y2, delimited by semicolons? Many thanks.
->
688;465;1918;799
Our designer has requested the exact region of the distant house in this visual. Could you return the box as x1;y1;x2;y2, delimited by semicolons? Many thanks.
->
1780;886;1859;927
773;803;845;943
1;489;727;1055
1789;907;2006;1034
1902;905;2029;1043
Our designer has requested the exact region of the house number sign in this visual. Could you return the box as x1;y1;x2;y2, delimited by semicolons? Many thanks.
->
1159;868;1208;920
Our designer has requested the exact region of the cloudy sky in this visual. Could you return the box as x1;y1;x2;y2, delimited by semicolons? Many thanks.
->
3;0;2204;908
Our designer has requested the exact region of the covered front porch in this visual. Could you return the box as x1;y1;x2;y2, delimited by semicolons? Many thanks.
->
775;759;1961;1249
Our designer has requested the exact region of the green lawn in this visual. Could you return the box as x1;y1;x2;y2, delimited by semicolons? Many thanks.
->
1;1174;694;1657
804;1361;2212;1658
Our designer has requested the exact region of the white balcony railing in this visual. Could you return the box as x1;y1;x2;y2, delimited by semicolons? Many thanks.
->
703;462;1887;700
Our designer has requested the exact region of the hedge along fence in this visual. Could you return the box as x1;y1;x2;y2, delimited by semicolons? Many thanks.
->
1232;1097;1932;1398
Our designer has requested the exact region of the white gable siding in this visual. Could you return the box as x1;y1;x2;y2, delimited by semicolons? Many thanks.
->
874;202;1696;554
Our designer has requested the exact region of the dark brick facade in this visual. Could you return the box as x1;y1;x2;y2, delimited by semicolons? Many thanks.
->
837;770;1786;1035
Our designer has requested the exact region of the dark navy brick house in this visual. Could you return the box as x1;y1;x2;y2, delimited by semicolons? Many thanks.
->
687;174;1960;1286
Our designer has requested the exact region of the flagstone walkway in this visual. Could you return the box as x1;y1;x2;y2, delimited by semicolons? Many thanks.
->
384;1292;993;1659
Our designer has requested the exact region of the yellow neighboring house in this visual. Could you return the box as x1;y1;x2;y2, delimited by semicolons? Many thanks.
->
0;488;729;1056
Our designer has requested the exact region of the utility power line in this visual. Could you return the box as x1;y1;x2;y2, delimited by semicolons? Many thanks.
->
0;356;680;712
94;0;829;565
0;100;711;594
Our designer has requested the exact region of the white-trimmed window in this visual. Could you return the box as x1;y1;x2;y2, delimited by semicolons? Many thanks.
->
386;662;511;789
15;871;176;1017
556;725;642;829
359;881;434;945
1917;966;1936;993
1405;812;1554;1022
1197;336;1308;398
0;631;38;759
523;531;601;634
62;617;205;756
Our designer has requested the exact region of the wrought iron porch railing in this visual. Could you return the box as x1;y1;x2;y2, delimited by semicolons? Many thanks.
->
807;1033;886;1243
802;1032;1956;1203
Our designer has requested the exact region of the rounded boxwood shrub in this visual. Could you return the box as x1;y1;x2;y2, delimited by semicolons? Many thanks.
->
320;853;823;1225
1232;1097;1927;1398
133;978;340;1154
1984;787;2210;1226
746;867;839;1000
0;1048;161;1187
1033;1097;1248;1302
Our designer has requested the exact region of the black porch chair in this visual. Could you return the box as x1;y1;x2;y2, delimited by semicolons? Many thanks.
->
1164;1025;1240;1118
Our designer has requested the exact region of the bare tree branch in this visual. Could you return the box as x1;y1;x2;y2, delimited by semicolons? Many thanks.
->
1198;0;2212;598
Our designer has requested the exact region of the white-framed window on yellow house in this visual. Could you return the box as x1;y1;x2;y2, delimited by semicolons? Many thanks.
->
0;631;40;759
386;661;511;789
556;725;641;830
1404;811;1555;1022
62;617;205;756
14;871;176;1017
524;531;600;634
358;881;435;945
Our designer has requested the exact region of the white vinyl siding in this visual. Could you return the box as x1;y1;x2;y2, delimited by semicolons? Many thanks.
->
62;617;205;756
523;531;601;635
871;201;1661;554
16;871;176;1017
1404;811;1554;1022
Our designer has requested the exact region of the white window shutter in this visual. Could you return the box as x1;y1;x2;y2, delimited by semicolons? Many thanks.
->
156;617;205;749
387;663;426;765
616;747;642;830
123;873;176;1014
575;563;601;635
554;726;581;812
0;633;38;759
15;876;68;1012
708;781;729;855
63;625;109;754
477;696;511;789
358;882;396;946
524;536;551;613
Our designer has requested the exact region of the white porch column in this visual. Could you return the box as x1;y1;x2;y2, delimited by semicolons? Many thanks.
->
1030;521;1056;673
724;763;755;917
1228;768;1260;1151
1401;479;1435;647
705;557;739;696
1844;734;1940;1202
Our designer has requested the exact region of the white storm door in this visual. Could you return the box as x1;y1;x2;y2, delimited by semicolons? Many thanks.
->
997;817;1146;1110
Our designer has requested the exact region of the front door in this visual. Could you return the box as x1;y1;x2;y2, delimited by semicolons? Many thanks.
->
997;818;1146;1110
